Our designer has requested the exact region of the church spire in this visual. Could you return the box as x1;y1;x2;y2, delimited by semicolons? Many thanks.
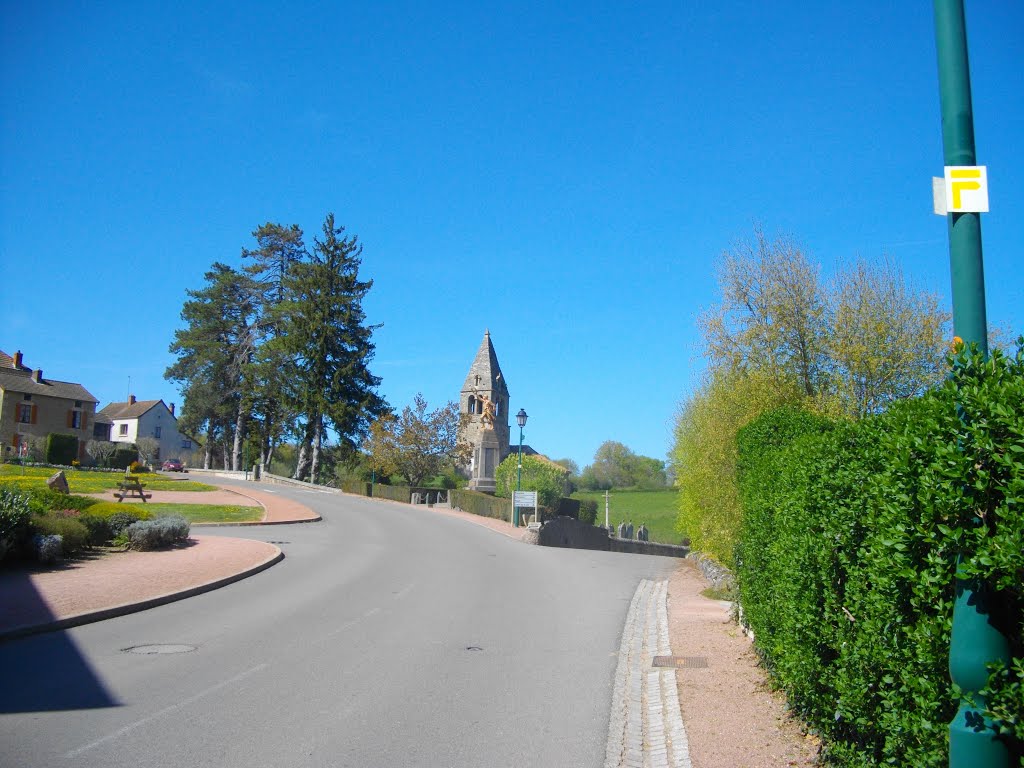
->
462;329;508;398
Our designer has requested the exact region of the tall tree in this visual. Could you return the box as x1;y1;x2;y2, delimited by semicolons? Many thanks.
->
363;394;468;486
166;263;257;469
699;228;826;400
241;222;308;471
277;213;387;481
827;256;949;417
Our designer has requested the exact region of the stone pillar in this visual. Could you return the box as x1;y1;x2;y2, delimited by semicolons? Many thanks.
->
468;428;500;493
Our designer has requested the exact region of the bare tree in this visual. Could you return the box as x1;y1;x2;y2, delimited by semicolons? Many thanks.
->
86;439;117;468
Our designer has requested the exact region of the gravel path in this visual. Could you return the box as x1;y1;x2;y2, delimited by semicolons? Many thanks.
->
666;559;819;767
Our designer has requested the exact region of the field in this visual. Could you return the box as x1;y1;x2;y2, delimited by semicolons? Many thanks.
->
571;489;684;546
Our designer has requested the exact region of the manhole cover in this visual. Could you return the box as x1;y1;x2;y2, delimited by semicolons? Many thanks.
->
123;644;197;655
465;646;484;652
653;655;708;669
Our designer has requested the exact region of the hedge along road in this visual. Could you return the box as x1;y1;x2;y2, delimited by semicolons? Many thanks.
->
0;482;676;768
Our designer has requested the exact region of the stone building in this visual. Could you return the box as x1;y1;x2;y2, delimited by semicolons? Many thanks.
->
459;330;510;490
0;350;99;463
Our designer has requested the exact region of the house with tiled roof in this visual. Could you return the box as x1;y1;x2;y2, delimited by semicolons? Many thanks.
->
98;395;191;463
0;350;99;462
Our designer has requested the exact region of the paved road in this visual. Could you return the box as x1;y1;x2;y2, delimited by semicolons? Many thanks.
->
0;485;676;768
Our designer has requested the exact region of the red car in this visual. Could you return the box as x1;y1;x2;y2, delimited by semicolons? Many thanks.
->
161;459;185;472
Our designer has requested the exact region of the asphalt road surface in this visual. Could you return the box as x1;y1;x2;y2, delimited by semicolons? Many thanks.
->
0;484;676;768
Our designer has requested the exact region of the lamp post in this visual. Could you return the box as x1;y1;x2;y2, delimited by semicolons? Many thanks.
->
934;3;1008;765
515;409;528;527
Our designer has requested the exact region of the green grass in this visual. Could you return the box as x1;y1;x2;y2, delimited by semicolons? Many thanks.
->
138;503;263;523
571;489;684;546
0;465;217;493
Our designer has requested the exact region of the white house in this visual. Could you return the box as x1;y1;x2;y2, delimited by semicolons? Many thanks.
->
98;395;191;462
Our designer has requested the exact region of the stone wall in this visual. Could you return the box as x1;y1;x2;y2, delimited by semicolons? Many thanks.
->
525;516;690;558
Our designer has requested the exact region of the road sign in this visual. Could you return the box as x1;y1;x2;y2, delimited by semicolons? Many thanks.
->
944;165;989;213
513;490;537;507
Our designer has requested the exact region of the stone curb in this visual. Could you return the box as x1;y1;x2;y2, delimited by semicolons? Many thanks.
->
191;517;321;527
0;546;284;644
605;578;692;768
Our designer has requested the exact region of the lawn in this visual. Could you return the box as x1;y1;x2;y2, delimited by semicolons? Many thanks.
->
571;489;684;546
0;465;217;493
131;502;263;524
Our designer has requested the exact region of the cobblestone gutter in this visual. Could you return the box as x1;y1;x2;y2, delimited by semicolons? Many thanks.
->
605;579;692;768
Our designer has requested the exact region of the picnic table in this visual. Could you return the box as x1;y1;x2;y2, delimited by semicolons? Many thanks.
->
114;477;152;502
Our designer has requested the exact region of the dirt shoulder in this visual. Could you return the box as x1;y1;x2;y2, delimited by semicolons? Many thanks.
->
667;559;820;767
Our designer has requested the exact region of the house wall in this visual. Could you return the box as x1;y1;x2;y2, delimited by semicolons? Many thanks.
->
110;404;189;462
0;389;97;461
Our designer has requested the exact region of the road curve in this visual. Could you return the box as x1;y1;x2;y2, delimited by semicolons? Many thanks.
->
0;483;676;768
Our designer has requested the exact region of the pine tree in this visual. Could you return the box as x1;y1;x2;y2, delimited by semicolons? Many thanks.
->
276;213;387;481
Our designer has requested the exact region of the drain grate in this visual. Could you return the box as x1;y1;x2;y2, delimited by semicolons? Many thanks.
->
123;644;197;655
652;655;708;669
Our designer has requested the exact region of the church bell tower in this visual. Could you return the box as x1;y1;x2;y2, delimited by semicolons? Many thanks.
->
459;330;510;490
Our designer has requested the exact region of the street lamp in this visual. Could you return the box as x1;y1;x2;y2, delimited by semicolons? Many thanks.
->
515;409;528;526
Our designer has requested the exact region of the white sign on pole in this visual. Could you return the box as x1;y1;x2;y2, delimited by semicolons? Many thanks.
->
943;166;989;213
932;177;948;216
513;490;537;507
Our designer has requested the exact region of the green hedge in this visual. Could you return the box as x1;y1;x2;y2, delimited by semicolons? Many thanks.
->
371;484;412;503
449;489;511;522
46;433;79;465
341;479;371;496
736;345;1024;766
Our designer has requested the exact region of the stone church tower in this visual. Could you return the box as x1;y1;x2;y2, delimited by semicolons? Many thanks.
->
459;330;510;490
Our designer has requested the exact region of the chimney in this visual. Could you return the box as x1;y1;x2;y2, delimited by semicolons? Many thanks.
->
13;351;22;368
32;369;42;383
169;402;176;416
129;394;136;405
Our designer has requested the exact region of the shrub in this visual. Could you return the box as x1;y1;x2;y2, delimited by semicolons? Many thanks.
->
495;454;567;512
46;433;79;466
78;513;112;546
2;484;99;516
578;499;598;526
124;515;190;550
105;510;146;536
34;534;63;563
0;487;32;561
110;447;138;470
31;514;89;556
449;489;512;521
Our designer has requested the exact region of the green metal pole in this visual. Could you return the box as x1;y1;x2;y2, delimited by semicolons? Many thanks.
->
515;426;524;527
933;3;1008;765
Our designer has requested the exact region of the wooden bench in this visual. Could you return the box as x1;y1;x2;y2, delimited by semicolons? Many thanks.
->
114;478;152;503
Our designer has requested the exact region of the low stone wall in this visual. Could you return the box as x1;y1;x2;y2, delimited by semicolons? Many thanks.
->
687;552;734;590
611;537;690;558
527;517;690;558
535;516;614;551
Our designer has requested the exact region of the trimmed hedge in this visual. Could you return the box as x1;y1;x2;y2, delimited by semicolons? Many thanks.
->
371;484;412;503
46;433;79;466
736;345;1024;766
449;489;512;522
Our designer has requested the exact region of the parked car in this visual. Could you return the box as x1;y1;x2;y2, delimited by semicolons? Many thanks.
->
161;458;185;472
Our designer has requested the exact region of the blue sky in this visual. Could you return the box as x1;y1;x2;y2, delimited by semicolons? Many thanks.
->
2;2;1022;470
